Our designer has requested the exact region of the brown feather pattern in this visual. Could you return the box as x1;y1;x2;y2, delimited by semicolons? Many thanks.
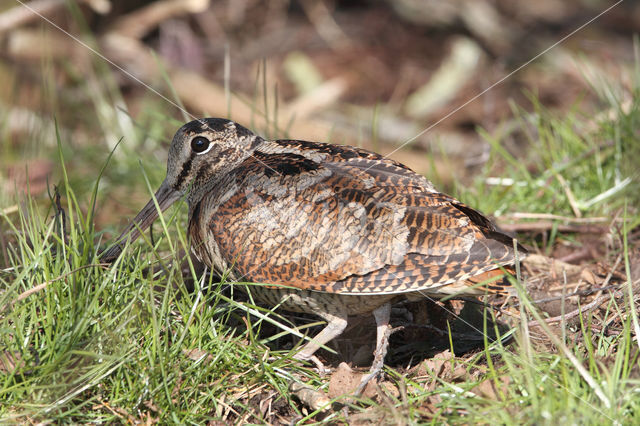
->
189;138;521;295
104;118;526;364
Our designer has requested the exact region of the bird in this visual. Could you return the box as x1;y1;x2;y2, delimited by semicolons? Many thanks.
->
101;118;525;392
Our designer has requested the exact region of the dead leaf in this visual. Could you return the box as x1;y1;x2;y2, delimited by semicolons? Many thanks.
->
580;269;597;286
408;349;462;392
471;376;510;400
183;348;213;362
379;381;400;399
347;406;394;425
0;350;24;374
328;362;377;399
415;349;455;378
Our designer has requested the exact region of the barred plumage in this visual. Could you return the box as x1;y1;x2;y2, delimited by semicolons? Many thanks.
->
102;118;525;389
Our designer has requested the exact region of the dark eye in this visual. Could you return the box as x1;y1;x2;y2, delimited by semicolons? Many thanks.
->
191;136;210;153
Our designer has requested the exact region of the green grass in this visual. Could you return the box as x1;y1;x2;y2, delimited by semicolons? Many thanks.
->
1;29;640;424
1;98;638;423
459;95;639;219
0;163;318;422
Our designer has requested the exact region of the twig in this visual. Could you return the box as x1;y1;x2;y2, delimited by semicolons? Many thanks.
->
107;0;209;39
0;0;67;33
527;293;611;327
4;264;108;312
298;0;351;50
555;174;582;218
517;255;623;309
1;205;19;215
289;382;331;412
504;213;616;223
558;248;592;263
0;0;109;34
526;256;623;328
53;186;68;246
524;284;622;306
0;220;9;267
498;221;608;234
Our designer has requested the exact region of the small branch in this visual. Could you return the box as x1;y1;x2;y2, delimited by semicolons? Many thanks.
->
0;0;67;34
557;248;592;263
527;256;623;327
502;213;619;223
107;0;209;39
0;0;109;34
4;264;108;312
526;284;622;306
555;174;582;218
298;0;351;50
527;293;610;327
498;221;608;234
289;382;331;412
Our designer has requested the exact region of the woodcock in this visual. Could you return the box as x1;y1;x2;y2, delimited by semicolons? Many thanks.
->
101;118;525;389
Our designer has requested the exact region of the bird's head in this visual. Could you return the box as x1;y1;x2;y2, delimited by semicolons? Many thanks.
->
100;118;262;262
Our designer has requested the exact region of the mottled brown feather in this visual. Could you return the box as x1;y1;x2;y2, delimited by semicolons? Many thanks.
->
104;118;526;366
188;139;522;295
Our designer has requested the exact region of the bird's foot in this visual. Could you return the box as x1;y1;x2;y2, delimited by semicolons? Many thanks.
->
293;353;331;375
353;325;403;397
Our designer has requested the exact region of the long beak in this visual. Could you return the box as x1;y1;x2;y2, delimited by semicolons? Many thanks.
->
100;180;182;263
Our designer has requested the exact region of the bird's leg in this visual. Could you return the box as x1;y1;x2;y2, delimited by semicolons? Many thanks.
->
354;302;392;396
293;309;348;372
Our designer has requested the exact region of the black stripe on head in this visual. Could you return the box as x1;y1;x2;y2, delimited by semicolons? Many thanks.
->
176;155;193;188
181;120;207;134
233;122;254;138
182;118;228;134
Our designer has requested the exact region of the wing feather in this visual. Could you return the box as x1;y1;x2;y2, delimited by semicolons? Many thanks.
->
194;141;522;294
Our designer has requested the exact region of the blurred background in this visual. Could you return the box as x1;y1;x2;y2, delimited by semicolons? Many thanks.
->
0;0;637;230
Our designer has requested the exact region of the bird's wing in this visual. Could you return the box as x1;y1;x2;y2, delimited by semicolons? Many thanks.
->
193;140;522;294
